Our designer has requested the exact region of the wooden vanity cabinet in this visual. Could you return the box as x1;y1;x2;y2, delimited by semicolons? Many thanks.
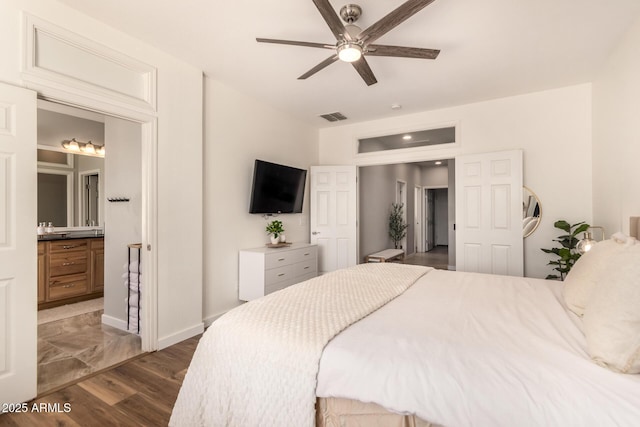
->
90;239;104;293
38;237;104;310
37;242;46;304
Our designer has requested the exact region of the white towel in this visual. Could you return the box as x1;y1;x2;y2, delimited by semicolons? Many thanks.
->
126;294;140;307
122;272;143;281
122;262;142;274
124;281;142;291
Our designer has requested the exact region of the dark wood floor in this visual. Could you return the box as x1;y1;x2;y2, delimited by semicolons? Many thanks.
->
1;334;201;426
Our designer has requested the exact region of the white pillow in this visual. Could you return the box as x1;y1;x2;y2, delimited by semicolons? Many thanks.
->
582;244;640;373
562;239;625;316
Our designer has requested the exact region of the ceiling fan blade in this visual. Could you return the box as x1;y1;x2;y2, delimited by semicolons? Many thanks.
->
256;38;334;50
312;0;351;41
298;54;339;80
366;44;440;59
358;0;437;45
351;57;378;86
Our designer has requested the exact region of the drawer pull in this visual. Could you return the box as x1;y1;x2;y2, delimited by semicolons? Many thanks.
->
303;253;310;256
62;245;77;250
277;273;286;277
62;262;75;266
277;258;285;262
304;266;310;270
62;284;75;288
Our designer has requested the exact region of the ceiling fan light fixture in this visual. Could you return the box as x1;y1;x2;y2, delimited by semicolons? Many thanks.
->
337;42;362;62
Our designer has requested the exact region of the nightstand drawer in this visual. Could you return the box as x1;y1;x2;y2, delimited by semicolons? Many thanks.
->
49;274;88;300
49;252;87;277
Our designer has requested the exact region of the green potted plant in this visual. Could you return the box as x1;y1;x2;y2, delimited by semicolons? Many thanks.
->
265;219;284;245
541;219;590;280
389;203;409;250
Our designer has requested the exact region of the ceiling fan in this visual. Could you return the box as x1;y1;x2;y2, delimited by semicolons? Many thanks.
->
256;0;440;86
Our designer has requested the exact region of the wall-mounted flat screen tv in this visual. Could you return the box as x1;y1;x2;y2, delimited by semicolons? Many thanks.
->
249;160;307;214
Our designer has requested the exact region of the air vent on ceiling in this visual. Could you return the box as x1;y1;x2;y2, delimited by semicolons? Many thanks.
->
319;112;348;122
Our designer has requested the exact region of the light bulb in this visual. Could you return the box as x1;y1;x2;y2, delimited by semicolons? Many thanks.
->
337;43;362;62
81;141;96;154
576;232;597;254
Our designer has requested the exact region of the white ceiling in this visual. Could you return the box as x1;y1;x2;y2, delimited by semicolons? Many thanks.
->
57;0;640;127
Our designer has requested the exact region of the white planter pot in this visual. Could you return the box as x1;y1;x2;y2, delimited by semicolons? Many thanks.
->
270;235;280;245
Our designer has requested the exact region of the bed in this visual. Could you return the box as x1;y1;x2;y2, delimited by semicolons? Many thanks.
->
170;219;640;426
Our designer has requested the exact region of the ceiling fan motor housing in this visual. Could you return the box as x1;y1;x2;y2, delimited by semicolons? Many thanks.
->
340;4;362;23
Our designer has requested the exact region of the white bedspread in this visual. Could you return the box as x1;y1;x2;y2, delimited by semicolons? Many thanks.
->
170;263;429;427
317;269;640;426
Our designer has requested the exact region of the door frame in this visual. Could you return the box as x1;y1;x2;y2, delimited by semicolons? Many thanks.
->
34;97;158;351
78;168;102;227
395;179;407;251
414;186;423;253
423;185;447;251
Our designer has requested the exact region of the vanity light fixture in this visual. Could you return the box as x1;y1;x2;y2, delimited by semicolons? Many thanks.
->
61;138;105;157
61;138;80;152
81;141;96;155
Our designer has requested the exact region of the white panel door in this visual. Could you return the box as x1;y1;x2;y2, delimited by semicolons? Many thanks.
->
0;83;38;404
455;150;523;276
310;166;357;274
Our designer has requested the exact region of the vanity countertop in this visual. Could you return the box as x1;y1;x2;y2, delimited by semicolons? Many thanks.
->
38;232;104;241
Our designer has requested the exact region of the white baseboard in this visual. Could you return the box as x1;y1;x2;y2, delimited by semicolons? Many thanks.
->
158;323;205;350
102;314;128;331
203;308;236;328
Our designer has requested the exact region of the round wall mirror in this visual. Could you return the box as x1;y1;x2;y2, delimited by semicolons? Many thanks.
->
523;186;541;238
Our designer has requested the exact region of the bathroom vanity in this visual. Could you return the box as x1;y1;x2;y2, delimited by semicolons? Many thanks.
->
38;233;104;310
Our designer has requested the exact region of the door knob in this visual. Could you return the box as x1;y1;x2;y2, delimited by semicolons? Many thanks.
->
312;231;320;235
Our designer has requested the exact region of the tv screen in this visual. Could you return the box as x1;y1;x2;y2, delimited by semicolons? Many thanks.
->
249;160;307;214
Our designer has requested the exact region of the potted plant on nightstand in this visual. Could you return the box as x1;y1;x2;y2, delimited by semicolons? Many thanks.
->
266;219;285;245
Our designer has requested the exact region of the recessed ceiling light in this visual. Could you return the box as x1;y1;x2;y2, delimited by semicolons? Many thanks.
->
402;135;412;140
435;161;442;165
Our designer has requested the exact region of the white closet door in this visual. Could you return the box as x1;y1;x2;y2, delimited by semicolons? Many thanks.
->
0;82;38;404
455;150;523;276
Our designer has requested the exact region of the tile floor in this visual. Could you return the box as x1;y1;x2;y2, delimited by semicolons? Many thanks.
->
404;245;449;270
38;310;143;395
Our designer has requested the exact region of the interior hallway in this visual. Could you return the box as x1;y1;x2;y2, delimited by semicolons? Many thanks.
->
404;245;449;270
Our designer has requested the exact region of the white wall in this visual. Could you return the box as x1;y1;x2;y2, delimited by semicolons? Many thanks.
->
103;117;141;327
592;15;640;235
319;85;593;278
0;0;203;348
202;79;318;323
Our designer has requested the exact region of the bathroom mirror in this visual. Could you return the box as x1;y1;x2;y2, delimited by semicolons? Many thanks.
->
523;186;541;238
37;147;104;227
